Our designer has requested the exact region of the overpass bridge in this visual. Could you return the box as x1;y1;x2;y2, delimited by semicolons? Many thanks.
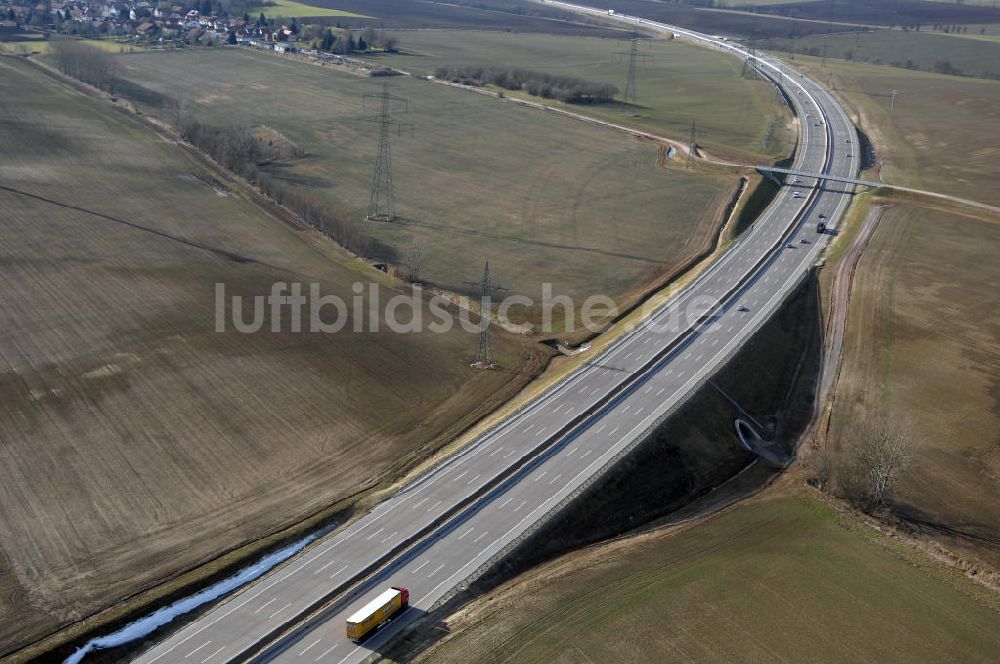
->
756;166;883;189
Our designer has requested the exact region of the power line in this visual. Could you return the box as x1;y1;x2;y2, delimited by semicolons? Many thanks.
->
741;37;760;80
614;33;651;107
465;261;508;370
362;81;409;222
686;120;697;170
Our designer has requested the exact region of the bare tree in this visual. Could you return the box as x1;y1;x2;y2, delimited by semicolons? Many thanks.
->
824;418;916;512
51;41;121;93
857;419;915;511
403;242;425;283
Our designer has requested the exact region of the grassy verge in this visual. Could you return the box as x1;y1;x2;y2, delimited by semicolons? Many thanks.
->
407;491;1000;663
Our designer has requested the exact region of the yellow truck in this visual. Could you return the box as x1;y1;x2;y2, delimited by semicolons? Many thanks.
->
345;586;409;642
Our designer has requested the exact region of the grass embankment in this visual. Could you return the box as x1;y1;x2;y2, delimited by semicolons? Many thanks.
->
111;47;740;325
0;55;540;658
788;54;1000;207
365;29;794;163
412;492;1000;663
830;204;1000;568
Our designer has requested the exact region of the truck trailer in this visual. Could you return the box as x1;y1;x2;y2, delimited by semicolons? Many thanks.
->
345;586;409;642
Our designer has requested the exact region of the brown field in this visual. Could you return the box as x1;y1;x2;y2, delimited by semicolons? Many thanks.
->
0;56;542;656
830;204;1000;567
409;492;1000;663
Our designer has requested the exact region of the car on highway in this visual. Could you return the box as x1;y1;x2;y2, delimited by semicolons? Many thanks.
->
785;242;796;249
800;237;809;244
737;304;749;312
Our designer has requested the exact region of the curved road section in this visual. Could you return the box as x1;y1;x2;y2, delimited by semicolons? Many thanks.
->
133;9;858;664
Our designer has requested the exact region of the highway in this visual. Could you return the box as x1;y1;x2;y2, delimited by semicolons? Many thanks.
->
132;7;858;664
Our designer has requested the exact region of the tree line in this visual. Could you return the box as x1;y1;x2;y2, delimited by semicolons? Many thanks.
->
175;113;372;257
434;65;619;104
51;41;121;93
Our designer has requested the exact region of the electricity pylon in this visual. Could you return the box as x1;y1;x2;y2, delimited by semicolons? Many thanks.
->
615;34;651;106
363;81;409;222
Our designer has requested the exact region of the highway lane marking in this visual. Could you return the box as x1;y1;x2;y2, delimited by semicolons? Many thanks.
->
299;639;322;656
552;405;564;413
523;424;535;433
590;387;601;395
254;598;276;614
656;388;665;396
504;449;516;458
413;560;429;573
622;405;631;413
428;500;442;512
610;427;619;436
382;531;398;543
458;527;474;540
489;447;502;457
428;563;444;577
567;447;577;456
499;497;514;508
582;449;592;458
328;564;349;579
515;500;527;512
365;528;384;541
269;603;291;619
314;560;338;575
314;644;339;661
635;408;644;417
549;473;562;485
624;352;633;359
185;641;211;658
534;471;547;482
201;646;225;663
466;474;481;485
595;423;607;433
412;498;428;510
473;531;489;543
453;471;468;482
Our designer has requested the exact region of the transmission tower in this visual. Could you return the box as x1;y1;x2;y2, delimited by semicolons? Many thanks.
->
686;120;697;170
465;261;508;369
614;34;651;107
362;81;409;222
741;38;760;80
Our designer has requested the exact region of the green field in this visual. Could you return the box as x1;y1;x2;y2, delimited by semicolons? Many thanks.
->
415;493;1000;663
112;48;740;323
791;55;1000;206
763;28;1000;78
830;205;1000;567
366;30;795;162
0;55;538;656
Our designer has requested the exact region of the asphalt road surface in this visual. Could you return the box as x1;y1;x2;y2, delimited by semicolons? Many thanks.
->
133;8;858;664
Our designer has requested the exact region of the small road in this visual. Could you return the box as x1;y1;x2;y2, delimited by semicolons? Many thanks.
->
820;206;883;407
132;6;859;664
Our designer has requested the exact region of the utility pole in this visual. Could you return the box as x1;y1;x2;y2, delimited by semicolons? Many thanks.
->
614;33;651;107
686;120;697;170
741;37;760;80
362;81;409;222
